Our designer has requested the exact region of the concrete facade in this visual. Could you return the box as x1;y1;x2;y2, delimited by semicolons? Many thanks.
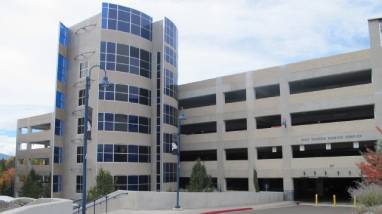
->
81;190;283;212
14;2;382;201
15;113;54;196
178;18;382;200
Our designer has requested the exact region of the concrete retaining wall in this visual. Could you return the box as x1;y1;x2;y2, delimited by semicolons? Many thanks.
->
106;191;283;211
2;198;72;214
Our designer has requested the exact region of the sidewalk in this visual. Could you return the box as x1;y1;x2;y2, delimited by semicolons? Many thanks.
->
299;202;354;208
109;201;296;214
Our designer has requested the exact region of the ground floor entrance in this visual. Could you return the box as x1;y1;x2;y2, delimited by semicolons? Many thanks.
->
293;177;361;202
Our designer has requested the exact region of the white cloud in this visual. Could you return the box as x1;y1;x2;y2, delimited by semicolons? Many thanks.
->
0;135;16;156
0;105;52;132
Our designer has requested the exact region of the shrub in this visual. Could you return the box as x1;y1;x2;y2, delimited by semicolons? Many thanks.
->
187;159;213;192
87;168;114;202
358;140;382;185
348;183;382;208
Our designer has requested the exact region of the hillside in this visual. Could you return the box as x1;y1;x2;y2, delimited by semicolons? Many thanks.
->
0;153;10;160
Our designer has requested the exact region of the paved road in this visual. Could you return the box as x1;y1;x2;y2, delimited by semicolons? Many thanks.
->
249;205;352;214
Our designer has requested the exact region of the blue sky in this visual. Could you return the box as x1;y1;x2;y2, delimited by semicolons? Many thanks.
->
0;0;381;155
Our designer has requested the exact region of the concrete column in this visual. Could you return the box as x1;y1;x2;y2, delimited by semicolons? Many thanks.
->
215;77;226;191
279;67;294;200
283;176;294;201
368;19;382;132
282;145;294;200
246;71;256;192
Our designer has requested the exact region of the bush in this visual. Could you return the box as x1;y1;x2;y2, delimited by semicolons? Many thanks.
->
87;168;114;202
187;159;213;192
348;183;382;208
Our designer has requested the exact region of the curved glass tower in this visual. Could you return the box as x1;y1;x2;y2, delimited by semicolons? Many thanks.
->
52;3;178;199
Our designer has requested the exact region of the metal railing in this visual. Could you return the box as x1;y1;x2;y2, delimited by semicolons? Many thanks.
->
73;191;128;214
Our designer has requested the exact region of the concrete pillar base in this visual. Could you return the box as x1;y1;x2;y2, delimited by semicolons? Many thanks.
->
284;190;294;201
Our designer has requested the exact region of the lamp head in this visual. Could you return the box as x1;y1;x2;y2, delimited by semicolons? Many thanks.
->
100;76;109;88
178;112;186;121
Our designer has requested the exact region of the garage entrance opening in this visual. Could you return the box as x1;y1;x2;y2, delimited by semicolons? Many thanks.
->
294;177;361;202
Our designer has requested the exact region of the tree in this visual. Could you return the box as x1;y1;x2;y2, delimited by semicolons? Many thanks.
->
0;159;6;172
358;140;382;185
0;157;16;196
0;168;15;196
20;169;44;198
187;159;213;192
87;168;114;201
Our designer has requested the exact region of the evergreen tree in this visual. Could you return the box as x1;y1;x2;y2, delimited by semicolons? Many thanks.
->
0;160;5;172
187;159;213;192
87;168;114;201
20;169;44;198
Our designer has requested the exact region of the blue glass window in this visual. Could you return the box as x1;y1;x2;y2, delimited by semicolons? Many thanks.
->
128;175;138;190
55;119;64;136
97;144;150;163
165;46;177;67
118;10;130;22
105;113;114;131
164;18;177;49
100;41;151;78
163;163;177;183
56;91;64;109
57;54;68;83
98;113;104;130
138;146;150;162
114;144;128;162
128;145;138;162
164;69;177;98
104;144;113;162
97;144;104;162
59;23;68;48
129;86;139;103
114;176;128;190
163;104;178;127
54;147;63;164
163;133;177;153
101;3;152;41
115;84;129;101
128;115;139;132
98;112;151;134
53;175;62;192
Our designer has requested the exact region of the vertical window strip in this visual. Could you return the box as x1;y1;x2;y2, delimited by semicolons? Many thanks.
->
55;119;64;136
57;54;68;83
55;91;64;109
59;23;69;48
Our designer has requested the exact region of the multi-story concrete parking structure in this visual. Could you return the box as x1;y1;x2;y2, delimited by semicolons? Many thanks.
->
14;2;382;201
178;18;382;201
15;113;54;195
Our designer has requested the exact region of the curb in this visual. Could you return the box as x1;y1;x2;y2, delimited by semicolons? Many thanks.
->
201;207;253;214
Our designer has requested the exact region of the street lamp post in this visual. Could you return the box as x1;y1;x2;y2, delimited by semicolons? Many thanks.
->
174;111;186;209
82;65;109;214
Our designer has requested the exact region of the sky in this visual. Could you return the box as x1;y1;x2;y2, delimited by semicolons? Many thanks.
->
0;0;381;155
